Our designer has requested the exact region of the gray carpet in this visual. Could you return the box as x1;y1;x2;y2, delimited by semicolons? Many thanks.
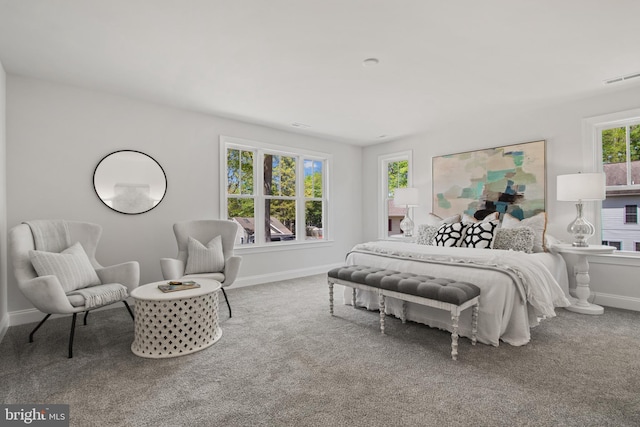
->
1;274;639;427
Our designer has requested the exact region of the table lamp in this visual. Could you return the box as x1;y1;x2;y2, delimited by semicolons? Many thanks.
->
557;172;606;247
394;187;420;237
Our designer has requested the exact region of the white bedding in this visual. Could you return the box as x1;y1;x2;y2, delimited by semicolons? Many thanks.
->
342;241;570;347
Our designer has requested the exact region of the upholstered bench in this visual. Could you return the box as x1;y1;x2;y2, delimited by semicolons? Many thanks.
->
327;265;481;360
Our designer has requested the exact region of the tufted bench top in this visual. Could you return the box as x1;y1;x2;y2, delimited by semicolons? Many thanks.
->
327;265;480;306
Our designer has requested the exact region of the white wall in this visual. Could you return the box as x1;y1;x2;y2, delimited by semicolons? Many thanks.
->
6;76;362;320
0;60;7;340
362;85;640;311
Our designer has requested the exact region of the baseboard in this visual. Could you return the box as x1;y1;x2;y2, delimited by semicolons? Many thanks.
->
7;265;343;327
592;292;640;312
231;262;343;289
0;313;9;344
8;299;131;327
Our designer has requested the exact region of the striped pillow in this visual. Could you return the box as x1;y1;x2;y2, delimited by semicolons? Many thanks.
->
185;235;225;274
29;242;101;292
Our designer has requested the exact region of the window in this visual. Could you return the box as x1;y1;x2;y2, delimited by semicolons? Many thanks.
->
602;240;622;250
588;111;640;252
635;242;640;252
378;151;412;238
221;136;329;246
626;205;638;224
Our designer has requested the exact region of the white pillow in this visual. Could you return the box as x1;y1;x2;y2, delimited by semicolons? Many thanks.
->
425;213;461;226
501;212;547;253
493;227;535;253
185;235;225;274
29;242;101;293
416;224;439;245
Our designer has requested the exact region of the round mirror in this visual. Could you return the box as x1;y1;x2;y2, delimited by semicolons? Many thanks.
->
93;150;167;214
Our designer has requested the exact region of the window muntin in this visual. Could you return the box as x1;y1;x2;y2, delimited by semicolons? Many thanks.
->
625;205;638;224
222;137;329;247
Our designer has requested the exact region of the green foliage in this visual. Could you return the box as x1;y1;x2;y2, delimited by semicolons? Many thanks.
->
601;126;640;163
387;160;408;197
227;197;254;218
227;149;254;194
227;151;325;240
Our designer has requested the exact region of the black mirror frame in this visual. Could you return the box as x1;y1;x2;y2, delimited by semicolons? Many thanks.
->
93;149;167;215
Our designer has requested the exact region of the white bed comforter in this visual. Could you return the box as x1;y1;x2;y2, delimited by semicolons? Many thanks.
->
343;241;571;347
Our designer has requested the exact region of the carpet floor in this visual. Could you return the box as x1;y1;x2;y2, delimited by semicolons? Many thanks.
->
1;274;639;427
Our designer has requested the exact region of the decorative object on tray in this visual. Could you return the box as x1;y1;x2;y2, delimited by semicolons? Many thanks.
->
432;140;546;220
556;172;606;247
158;281;201;293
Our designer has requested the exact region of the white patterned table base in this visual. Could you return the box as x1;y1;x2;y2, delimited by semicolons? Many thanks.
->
131;291;222;358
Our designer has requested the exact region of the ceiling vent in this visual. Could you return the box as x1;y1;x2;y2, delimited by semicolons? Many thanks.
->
604;72;640;85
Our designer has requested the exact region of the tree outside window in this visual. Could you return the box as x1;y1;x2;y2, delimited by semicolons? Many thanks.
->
223;137;329;246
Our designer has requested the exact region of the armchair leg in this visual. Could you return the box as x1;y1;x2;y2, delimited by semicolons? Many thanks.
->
29;314;51;343
83;311;89;325
68;313;77;359
123;300;134;320
221;287;232;318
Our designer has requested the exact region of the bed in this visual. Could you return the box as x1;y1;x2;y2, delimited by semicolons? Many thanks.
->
341;240;570;346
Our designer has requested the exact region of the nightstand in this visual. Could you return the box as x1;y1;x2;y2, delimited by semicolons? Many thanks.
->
551;243;616;315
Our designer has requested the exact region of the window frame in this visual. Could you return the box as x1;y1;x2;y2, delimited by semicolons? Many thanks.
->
378;151;413;239
625;205;638;224
602;240;622;250
220;135;331;250
583;108;640;255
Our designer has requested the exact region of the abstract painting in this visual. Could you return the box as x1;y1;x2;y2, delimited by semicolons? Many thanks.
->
432;140;546;220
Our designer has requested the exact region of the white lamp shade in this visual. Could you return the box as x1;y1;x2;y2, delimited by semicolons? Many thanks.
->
394;187;420;206
557;173;606;201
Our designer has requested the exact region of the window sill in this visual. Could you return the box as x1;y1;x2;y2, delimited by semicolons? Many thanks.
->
234;239;335;255
587;251;640;267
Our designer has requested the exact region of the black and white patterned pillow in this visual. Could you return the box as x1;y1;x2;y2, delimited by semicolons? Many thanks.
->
493;227;535;253
432;222;467;247
460;220;499;249
416;224;438;245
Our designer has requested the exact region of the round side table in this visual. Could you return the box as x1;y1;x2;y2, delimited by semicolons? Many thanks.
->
551;243;615;315
130;278;223;358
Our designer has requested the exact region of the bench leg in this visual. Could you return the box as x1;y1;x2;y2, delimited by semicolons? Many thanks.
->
379;292;385;335
352;288;357;308
451;311;459;361
472;304;479;345
401;301;407;324
329;282;334;315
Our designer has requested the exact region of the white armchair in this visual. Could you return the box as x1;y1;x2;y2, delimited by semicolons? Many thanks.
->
8;221;140;358
160;220;242;317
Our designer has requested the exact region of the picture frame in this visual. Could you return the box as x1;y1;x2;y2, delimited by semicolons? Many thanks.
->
432;140;546;220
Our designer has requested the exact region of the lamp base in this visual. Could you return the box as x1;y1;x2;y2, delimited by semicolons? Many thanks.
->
400;214;414;237
567;202;595;248
571;241;590;248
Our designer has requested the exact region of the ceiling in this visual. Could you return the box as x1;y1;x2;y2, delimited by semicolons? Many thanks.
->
1;0;640;146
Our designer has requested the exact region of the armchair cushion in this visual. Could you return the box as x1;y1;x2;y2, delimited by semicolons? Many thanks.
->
185;235;225;274
29;242;101;292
